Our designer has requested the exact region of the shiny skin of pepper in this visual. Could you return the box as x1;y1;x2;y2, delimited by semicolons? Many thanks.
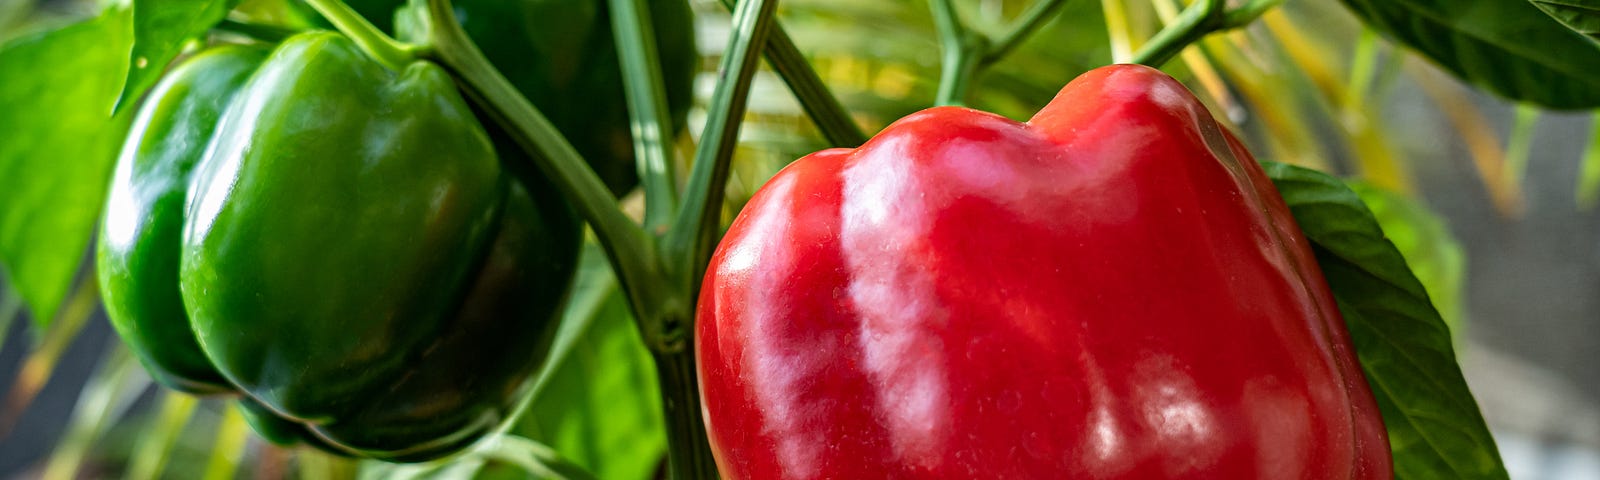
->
393;0;698;196
95;31;579;462
696;65;1393;478
97;45;269;395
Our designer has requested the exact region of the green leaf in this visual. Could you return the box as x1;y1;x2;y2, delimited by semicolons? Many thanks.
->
0;8;134;326
511;242;665;480
1337;0;1600;109
1530;0;1600;44
115;0;235;114
1263;162;1507;480
1346;182;1467;335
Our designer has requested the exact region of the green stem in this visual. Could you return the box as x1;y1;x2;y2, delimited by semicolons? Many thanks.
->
303;0;418;71
1129;0;1222;67
213;19;300;43
609;0;680;230
126;392;198;480
419;0;667;346
1131;0;1281;67
664;0;780;308
653;348;717;480
981;0;1072;66
1221;0;1284;28
1102;0;1133;63
715;0;867;147
930;0;985;106
1344;28;1380;108
1578;112;1600;210
1503;104;1539;188
295;449;357;480
203;406;250;480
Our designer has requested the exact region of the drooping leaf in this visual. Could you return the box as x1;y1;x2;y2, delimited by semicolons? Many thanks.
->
0;7;134;326
509;242;666;480
115;0;235;114
1337;0;1600;109
1264;162;1508;480
1529;0;1600;44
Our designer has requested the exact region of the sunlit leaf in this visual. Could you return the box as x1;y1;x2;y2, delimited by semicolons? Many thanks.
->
115;0;234;114
0;7;133;325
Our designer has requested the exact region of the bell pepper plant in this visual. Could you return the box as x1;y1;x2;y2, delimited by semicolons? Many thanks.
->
7;0;1595;477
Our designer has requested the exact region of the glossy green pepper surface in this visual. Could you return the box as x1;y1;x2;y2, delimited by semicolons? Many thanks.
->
97;32;580;462
395;0;698;196
97;45;268;395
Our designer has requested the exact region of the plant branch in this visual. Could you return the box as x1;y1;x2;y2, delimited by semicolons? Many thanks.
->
981;0;1072;66
1222;0;1284;28
609;0;680;230
654;347;718;480
715;0;866;147
1579;112;1600;210
1102;0;1134;63
1504;104;1540;188
417;0;667;346
1131;0;1282;67
664;0;780;310
930;0;985;106
303;0;418;70
1129;0;1222;67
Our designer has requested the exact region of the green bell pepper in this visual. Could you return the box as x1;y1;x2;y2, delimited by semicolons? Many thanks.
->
97;31;580;462
97;44;269;395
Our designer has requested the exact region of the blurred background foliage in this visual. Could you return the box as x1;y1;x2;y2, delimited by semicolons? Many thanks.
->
1;0;1598;478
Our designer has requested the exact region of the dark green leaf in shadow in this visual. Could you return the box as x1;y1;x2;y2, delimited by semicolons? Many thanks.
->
1263;162;1508;479
0;8;133;325
116;0;235;114
1337;0;1600;109
1529;0;1600;44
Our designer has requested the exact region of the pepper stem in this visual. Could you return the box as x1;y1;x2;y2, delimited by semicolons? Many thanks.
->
303;0;419;71
654;347;718;479
1129;0;1283;67
417;0;665;342
929;0;1075;106
608;0;681;230
715;0;868;147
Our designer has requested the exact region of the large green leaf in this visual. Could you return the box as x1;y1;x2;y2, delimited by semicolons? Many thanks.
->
1337;0;1600;109
1530;0;1600;44
115;0;235;114
1347;182;1467;335
509;242;665;480
0;8;133;327
1263;162;1507;480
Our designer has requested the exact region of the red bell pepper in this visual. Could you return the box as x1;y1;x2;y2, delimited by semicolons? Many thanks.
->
696;64;1392;478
